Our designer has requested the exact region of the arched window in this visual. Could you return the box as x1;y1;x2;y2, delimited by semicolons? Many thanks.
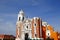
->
19;17;20;21
48;33;49;35
26;26;28;29
34;23;37;27
22;17;24;21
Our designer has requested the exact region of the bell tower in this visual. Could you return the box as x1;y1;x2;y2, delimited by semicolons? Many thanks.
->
16;10;25;40
18;9;25;22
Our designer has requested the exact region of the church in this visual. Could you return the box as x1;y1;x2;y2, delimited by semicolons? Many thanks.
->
15;10;58;40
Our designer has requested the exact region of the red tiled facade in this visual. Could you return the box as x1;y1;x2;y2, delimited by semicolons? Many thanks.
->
0;34;15;40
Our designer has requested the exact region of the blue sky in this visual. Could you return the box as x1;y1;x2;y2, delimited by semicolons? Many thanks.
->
0;0;60;36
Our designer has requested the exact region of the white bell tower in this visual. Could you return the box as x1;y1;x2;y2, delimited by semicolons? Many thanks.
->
16;10;25;40
18;9;25;22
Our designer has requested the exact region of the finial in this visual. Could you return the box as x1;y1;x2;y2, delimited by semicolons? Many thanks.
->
19;9;24;14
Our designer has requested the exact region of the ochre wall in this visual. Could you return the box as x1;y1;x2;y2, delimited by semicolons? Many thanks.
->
51;32;58;40
42;25;58;40
47;25;58;40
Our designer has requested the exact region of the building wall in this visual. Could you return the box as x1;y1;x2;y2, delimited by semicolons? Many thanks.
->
58;33;60;40
16;18;58;40
42;25;58;40
51;32;58;40
16;10;59;40
31;17;42;38
0;34;4;40
42;26;46;40
31;19;34;38
0;34;15;40
47;25;58;40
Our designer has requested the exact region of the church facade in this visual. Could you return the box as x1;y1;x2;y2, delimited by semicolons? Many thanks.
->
15;10;58;40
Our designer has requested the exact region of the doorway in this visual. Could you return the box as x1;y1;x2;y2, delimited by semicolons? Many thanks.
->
25;33;29;40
